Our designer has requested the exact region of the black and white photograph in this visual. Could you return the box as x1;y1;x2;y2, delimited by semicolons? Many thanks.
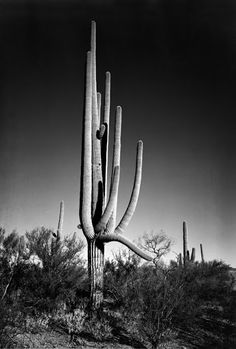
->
0;1;236;348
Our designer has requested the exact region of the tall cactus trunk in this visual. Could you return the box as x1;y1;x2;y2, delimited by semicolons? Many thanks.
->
88;239;104;309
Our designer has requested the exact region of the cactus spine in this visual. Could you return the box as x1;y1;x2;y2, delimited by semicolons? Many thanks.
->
79;21;152;309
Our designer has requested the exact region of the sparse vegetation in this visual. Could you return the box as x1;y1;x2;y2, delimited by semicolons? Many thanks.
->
1;226;236;349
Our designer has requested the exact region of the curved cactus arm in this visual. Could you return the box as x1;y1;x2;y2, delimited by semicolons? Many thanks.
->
102;71;111;205
95;166;120;233
79;51;94;240
115;140;143;235
57;200;64;241
99;232;153;261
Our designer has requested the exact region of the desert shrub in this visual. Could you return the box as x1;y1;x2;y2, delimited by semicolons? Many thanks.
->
50;307;86;339
172;261;236;348
104;251;236;349
0;228;26;302
0;225;89;348
125;266;184;348
0;300;27;349
82;315;113;342
17;227;87;312
25;313;51;333
49;308;113;343
104;249;141;308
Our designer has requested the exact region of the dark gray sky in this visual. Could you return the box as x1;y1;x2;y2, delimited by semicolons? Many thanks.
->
1;0;236;265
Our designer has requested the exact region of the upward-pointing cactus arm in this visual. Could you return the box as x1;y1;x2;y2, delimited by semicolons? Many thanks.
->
79;51;94;240
112;106;122;170
91;21;103;220
57;201;64;241
97;92;101;125
91;21;99;130
91;21;98;123
101;72;111;205
105;106;122;232
115;140;143;235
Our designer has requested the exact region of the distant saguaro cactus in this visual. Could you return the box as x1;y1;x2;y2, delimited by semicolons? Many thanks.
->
178;252;183;266
200;243;205;263
190;247;196;262
183;221;188;265
79;21;152;309
57;201;64;242
52;201;64;254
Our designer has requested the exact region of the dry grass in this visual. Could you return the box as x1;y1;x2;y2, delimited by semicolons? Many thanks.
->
8;327;188;349
12;329;138;349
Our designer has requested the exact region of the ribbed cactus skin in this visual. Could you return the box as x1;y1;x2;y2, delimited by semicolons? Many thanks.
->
79;21;152;309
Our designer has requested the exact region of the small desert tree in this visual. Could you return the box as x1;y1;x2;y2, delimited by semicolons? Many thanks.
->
139;231;172;268
79;21;152;310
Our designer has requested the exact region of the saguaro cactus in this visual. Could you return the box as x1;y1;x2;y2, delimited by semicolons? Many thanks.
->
57;201;64;242
200;243;205;263
52;201;64;254
183;221;188;265
178;252;183;266
79;21;152;309
190;247;196;262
